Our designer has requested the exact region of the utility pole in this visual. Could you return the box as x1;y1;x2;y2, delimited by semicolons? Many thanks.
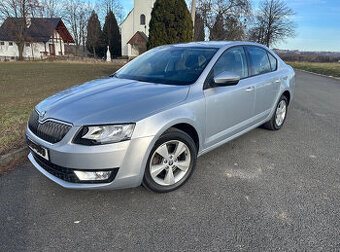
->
191;0;196;27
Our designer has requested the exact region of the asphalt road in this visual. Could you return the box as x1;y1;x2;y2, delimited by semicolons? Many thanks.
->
1;71;340;251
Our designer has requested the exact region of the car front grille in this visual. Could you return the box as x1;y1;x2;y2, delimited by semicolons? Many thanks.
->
32;153;119;184
28;110;71;144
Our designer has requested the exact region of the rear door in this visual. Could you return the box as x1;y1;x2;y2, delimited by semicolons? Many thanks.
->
245;46;281;121
204;46;255;148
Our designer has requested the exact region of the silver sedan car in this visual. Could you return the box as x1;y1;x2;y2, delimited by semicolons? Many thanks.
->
26;41;295;192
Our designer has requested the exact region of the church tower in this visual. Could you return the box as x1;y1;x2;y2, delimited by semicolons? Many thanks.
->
133;0;155;37
120;0;156;57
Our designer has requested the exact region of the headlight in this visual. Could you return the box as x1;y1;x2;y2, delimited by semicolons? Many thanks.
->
73;124;135;145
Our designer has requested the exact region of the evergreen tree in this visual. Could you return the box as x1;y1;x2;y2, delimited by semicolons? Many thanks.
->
86;11;103;58
102;10;121;58
148;0;193;49
209;11;247;41
209;12;225;41
224;15;246;41
194;12;205;41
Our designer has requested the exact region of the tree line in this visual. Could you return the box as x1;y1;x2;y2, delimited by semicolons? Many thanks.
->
194;0;296;47
0;0;296;60
278;52;340;63
133;0;296;51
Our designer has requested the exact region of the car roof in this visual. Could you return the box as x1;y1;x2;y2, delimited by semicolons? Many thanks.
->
170;41;267;49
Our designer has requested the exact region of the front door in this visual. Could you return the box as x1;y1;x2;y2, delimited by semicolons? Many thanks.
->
49;44;55;56
204;46;255;148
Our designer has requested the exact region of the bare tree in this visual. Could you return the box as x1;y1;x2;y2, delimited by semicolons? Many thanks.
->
97;0;123;23
197;0;251;41
41;0;62;18
248;0;296;47
62;0;92;55
0;0;43;60
198;0;250;30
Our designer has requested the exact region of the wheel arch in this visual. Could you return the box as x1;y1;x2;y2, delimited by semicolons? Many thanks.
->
167;123;200;152
282;90;291;105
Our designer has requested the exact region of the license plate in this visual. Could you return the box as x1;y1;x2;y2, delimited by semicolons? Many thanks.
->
27;136;49;160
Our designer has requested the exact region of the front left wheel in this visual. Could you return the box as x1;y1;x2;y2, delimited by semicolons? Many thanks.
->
142;128;197;193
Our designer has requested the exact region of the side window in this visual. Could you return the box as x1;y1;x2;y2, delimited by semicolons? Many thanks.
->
209;46;248;84
267;53;277;71
246;46;271;76
140;14;146;25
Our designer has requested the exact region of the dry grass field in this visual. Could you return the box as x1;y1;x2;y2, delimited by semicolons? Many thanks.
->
288;61;340;78
0;61;124;155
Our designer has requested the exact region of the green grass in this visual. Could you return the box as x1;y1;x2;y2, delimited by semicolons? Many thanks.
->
0;61;124;155
288;61;340;78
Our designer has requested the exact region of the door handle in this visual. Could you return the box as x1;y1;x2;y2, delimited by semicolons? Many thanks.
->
245;87;254;92
274;79;281;84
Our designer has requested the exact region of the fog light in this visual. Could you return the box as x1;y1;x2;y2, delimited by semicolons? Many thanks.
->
74;170;112;181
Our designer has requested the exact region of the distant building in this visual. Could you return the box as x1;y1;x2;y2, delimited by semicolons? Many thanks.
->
120;0;155;57
0;17;74;60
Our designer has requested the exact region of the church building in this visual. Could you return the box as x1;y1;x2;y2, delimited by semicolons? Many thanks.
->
120;0;155;57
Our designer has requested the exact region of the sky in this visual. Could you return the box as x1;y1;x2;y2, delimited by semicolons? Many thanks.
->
120;0;340;52
273;0;340;52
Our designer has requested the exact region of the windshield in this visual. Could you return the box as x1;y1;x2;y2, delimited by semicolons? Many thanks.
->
115;47;217;85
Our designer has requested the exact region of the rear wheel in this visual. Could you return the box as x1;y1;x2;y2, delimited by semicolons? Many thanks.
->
263;95;288;130
143;128;197;193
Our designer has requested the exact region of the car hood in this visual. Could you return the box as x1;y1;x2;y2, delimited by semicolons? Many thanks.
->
36;77;189;126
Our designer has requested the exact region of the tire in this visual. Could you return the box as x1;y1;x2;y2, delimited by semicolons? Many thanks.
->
263;95;289;130
142;128;197;193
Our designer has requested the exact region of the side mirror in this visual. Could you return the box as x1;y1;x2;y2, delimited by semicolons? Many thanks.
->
213;71;240;86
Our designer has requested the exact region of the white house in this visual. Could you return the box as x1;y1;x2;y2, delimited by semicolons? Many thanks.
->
0;17;74;60
120;0;155;57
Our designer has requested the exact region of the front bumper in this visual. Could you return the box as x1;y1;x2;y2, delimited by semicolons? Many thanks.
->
26;125;155;190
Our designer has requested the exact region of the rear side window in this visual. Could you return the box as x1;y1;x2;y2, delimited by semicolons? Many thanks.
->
246;46;271;76
208;46;248;83
267;53;277;71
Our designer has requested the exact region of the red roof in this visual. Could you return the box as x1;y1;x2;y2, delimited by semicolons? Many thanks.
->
0;18;74;43
127;31;148;45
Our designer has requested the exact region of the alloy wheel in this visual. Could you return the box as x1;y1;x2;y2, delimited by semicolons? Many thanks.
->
149;140;191;186
275;100;287;126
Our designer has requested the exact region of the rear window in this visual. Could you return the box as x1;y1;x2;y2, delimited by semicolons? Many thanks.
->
267;53;277;71
246;46;271;76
